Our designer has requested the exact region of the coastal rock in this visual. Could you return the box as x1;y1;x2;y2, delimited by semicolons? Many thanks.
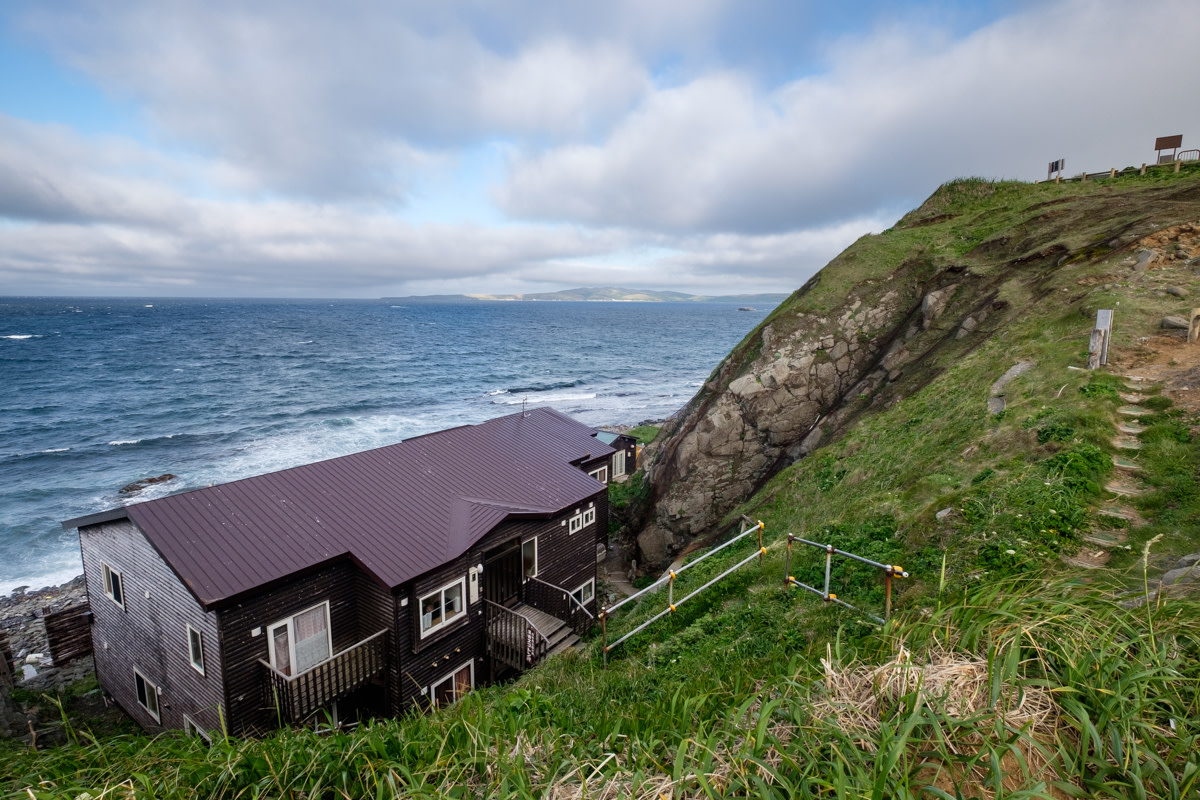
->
119;473;177;495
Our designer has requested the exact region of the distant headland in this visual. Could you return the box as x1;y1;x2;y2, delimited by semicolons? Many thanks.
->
382;286;790;305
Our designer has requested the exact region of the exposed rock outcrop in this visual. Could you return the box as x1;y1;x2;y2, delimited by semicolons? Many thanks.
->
637;258;994;566
634;175;1200;569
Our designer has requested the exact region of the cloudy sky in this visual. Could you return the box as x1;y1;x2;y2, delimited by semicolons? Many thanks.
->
1;0;1198;298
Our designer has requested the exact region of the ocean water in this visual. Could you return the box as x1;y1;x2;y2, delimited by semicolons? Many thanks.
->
0;297;771;594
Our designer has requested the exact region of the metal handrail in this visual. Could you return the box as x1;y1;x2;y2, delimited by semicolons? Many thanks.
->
484;599;553;647
599;520;912;665
527;575;594;619
605;518;764;616
784;534;909;623
258;628;388;683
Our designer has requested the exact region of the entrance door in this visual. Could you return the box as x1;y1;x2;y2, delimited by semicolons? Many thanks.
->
484;541;522;607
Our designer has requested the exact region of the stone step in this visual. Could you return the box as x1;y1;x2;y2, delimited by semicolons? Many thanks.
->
1119;392;1145;403
1083;530;1128;546
1118;422;1147;435
1097;505;1143;525
1062;549;1112;569
1113;455;1142;471
1105;478;1145;497
1118;405;1152;417
1113;435;1142;450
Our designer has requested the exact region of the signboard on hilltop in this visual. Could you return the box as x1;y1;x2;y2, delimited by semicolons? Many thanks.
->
1047;158;1065;181
1156;135;1183;164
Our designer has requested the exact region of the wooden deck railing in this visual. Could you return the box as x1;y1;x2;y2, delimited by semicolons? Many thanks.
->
524;576;594;635
260;629;387;724
484;600;549;672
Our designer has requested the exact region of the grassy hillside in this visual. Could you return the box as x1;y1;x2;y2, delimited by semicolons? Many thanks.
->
5;169;1200;798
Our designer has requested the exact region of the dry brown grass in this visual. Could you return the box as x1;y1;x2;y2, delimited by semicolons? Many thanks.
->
812;643;1073;798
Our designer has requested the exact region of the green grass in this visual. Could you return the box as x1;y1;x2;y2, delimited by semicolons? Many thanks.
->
625;424;661;443
6;169;1200;797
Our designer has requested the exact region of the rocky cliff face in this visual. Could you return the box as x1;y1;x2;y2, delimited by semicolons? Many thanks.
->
634;173;1200;567
637;258;981;565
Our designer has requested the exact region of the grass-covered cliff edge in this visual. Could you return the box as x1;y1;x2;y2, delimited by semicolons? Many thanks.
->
5;168;1200;798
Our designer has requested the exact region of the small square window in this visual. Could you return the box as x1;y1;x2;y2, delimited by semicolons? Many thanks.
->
571;579;595;607
187;625;205;675
429;662;473;708
588;465;608;484
183;714;212;744
102;562;124;608
419;578;467;637
134;669;160;722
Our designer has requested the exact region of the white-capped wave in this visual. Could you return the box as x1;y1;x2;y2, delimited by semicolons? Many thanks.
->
298;340;313;344
487;389;509;396
108;439;140;446
494;392;596;405
42;448;70;453
0;561;84;597
2;334;37;340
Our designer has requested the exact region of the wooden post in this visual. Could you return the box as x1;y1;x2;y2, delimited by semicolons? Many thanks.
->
1176;159;1182;173
1089;309;1113;369
1141;163;1147;175
1110;167;1117;178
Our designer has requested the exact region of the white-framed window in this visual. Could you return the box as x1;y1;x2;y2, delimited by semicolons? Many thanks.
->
419;578;466;638
613;449;626;477
589;465;609;484
134;668;160;722
101;562;124;608
568;506;597;535
187;625;205;676
571;578;595;607
268;601;331;677
183;714;212;744
522;538;538;579
429;661;474;708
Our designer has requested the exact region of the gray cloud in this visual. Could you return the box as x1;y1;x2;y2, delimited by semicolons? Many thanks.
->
497;0;1200;233
3;0;1199;298
23;0;656;200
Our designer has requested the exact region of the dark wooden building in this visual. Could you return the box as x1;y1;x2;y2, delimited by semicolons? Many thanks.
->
64;408;618;737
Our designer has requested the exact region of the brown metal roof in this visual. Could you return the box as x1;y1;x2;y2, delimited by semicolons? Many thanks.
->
65;408;612;609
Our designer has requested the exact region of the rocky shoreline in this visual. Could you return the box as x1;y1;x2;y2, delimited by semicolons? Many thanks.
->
1;574;93;692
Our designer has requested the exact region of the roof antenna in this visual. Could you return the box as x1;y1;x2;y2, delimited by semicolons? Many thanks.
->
522;396;529;418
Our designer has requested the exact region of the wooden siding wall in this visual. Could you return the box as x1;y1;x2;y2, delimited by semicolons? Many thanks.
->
353;570;399;716
43;604;93;663
395;487;607;711
80;520;224;735
217;560;385;735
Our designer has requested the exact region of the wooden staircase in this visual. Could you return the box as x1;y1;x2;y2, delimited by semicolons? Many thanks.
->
485;601;579;673
515;603;580;657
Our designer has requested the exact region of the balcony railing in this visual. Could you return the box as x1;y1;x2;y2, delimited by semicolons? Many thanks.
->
524;575;594;635
485;600;549;672
260;629;388;724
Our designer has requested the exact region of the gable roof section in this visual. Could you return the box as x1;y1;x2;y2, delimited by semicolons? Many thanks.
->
66;408;612;609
